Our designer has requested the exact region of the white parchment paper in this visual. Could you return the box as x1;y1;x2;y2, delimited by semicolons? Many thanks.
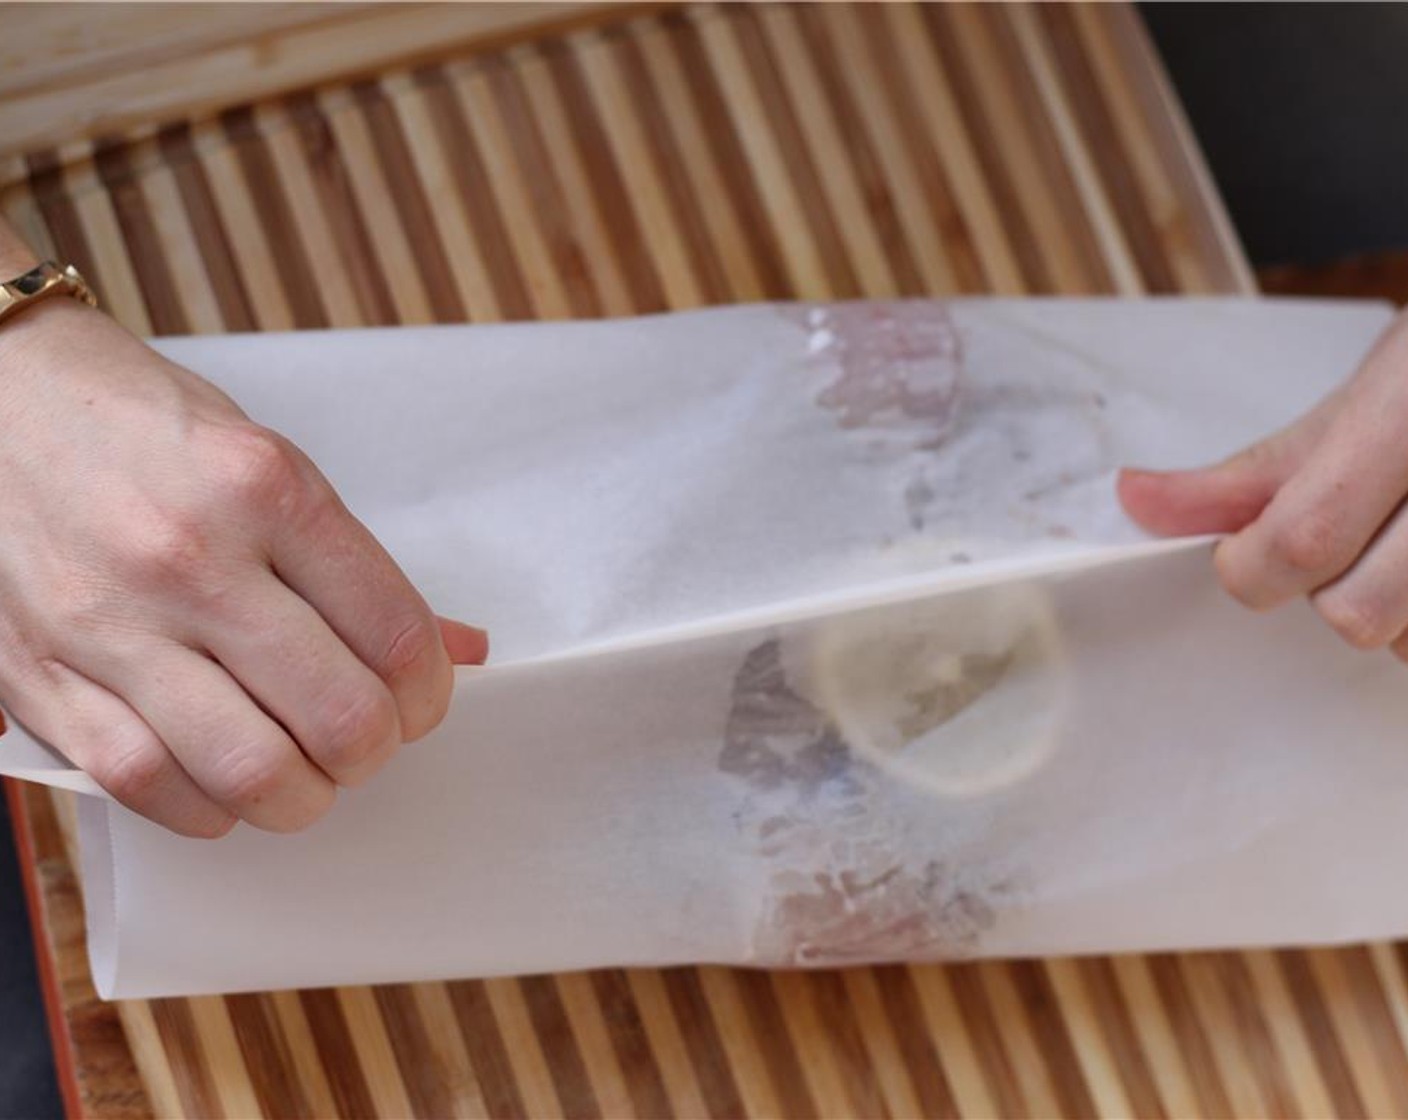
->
2;298;1403;998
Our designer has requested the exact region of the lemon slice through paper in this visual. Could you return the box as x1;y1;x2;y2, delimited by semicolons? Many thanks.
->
809;580;1066;799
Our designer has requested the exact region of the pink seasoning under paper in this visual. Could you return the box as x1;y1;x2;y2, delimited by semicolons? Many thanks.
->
720;638;1008;967
788;301;965;448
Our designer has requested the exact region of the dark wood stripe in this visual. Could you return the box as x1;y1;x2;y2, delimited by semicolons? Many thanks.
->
297;989;379;1120
412;64;535;322
1076;958;1166;1120
517;976;602;1120
846;4;985;295
789;4;928;298
591;970;674;1120
148;999;225;1120
483;56;605;318
872;965;961;1119
24;151;103;305
1145;955;1233;1118
62;981;150;1117
1277;950;1368;1119
224;993;313;1120
1259;249;1408;304
283;91;400;328
156;122;257;332
1006;961;1098;1119
917;5;1051;294
1340;946;1408;1120
980;5;1112;295
724;5;862;300
539;37;669;314
944;963;1028;1119
660;968;746;1120
1206;953;1301;1118
1292;954;1381;1117
220;105;330;330
373;985;462;1120
91;139;190;335
803;970;890;1119
1338;947;1408;1116
445;979;529;1120
606;26;733;305
1035;4;1179;293
350;79;468;324
658;9;791;299
731;971;818;1120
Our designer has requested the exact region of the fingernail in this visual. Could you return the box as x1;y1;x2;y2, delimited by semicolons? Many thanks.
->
447;622;490;666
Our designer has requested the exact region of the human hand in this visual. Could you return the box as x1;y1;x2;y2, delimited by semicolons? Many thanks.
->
1118;309;1408;657
0;297;488;837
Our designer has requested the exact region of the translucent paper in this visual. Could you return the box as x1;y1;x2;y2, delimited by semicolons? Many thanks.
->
2;298;1402;998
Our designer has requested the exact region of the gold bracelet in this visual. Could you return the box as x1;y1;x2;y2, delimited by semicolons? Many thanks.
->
0;261;99;326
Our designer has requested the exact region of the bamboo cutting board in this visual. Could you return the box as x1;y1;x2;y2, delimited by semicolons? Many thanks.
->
7;3;1408;1117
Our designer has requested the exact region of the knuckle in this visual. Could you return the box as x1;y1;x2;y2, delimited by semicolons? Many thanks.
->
209;744;289;809
378;615;438;681
1213;544;1266;609
315;685;397;776
91;733;169;804
209;424;307;514
123;510;211;588
1268;510;1345;577
1316;591;1393;650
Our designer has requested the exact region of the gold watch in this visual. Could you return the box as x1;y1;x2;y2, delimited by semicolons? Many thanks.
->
0;260;98;325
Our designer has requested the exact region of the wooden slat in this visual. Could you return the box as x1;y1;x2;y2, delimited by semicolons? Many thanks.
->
1260;250;1408;305
0;2;640;165
11;3;1404;1118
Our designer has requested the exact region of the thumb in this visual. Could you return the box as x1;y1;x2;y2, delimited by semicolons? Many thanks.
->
1117;457;1280;537
1118;386;1344;538
438;617;490;666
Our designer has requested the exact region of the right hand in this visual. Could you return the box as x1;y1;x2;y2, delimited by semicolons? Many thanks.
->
0;297;488;837
1119;309;1408;661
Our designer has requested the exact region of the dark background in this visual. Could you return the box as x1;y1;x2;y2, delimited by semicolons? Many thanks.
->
4;4;1408;1117
0;793;61;1120
1143;1;1408;267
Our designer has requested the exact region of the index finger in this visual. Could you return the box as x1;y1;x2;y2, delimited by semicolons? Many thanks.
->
1217;338;1408;609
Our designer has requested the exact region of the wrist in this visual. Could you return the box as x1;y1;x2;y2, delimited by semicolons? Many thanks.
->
0;293;98;374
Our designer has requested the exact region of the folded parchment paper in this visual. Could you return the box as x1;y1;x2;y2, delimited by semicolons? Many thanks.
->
2;299;1403;999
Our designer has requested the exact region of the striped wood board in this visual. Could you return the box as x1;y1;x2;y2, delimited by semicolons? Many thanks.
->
7;3;1407;1117
0;3;639;164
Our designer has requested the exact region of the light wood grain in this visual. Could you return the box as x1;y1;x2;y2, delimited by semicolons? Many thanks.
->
0;4;370;98
0;2;635;165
